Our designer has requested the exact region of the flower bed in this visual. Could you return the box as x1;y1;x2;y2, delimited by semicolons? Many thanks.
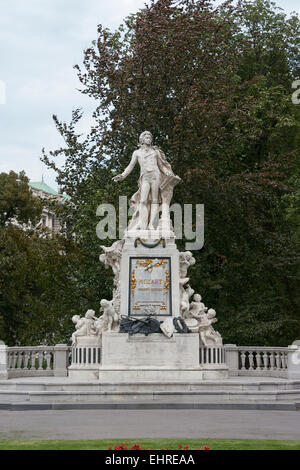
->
108;443;211;450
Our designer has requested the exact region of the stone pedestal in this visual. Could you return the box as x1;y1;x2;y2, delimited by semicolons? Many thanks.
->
0;343;8;380
224;344;239;376
54;344;69;377
99;332;204;383
288;345;300;380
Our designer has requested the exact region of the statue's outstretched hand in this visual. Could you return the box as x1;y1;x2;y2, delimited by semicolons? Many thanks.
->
112;174;124;182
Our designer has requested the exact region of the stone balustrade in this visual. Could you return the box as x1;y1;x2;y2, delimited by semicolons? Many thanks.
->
224;344;300;379
1;341;299;380
199;346;226;366
71;346;101;367
7;346;54;377
0;343;70;379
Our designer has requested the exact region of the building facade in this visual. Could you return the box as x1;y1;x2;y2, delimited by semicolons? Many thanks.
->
29;177;69;233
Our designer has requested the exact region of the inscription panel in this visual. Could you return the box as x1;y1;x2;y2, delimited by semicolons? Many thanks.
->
129;257;172;317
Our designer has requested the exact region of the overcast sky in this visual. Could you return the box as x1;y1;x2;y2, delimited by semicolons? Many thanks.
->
0;0;299;191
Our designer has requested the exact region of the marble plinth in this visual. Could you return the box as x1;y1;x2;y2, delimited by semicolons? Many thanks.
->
98;332;204;383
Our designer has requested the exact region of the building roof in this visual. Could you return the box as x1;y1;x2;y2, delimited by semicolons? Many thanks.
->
29;177;70;201
29;179;58;196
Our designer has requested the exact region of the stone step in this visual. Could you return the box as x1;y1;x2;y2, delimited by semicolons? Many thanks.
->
1;379;300;393
0;388;300;403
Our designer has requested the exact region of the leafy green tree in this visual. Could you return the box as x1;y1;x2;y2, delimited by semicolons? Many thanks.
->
0;171;42;227
0;226;102;346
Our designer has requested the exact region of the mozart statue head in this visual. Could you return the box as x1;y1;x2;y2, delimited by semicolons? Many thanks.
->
139;131;153;146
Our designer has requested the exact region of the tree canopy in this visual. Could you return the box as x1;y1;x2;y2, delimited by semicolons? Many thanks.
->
0;171;42;227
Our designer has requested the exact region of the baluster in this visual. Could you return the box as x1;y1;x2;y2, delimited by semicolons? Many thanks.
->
16;351;22;369
263;352;268;370
8;351;14;369
256;351;262;369
38;351;44;370
45;351;52;370
14;352;18;369
248;352;254;370
15;351;19;369
280;351;284;369
27;351;32;369
203;347;207;364
281;351;287;369
274;352;278;369
240;351;246;370
282;352;287;369
23;351;30;370
203;348;206;364
276;351;282;369
269;352;275;370
33;351;39;370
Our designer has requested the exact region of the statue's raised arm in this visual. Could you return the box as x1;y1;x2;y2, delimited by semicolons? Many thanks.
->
112;152;138;183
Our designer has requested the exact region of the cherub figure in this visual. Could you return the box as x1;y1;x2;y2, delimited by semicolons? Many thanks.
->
189;294;207;319
100;299;119;332
180;281;195;318
179;251;196;279
198;308;222;347
183;295;222;346
71;309;97;346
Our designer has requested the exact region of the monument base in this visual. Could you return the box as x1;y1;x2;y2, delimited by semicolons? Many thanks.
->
68;366;100;381
98;332;227;383
98;367;204;383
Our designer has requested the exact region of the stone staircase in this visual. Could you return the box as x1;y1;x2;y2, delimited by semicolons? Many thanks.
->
0;377;300;410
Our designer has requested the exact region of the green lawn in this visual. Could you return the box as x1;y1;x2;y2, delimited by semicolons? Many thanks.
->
0;438;300;450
